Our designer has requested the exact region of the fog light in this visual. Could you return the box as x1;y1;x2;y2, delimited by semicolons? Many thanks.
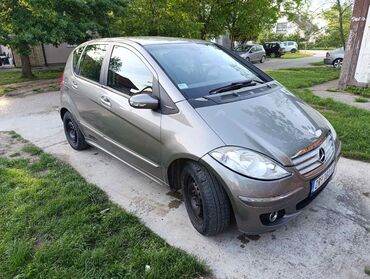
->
269;211;278;222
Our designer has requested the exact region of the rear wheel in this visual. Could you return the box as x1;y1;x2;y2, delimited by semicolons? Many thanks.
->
181;161;231;236
63;111;89;150
291;48;297;53
333;58;343;69
260;55;266;63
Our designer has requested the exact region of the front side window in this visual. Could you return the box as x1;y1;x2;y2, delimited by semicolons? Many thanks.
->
79;44;107;82
145;43;262;99
72;46;84;72
108;46;153;96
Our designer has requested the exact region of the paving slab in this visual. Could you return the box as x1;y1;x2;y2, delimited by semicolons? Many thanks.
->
0;92;369;279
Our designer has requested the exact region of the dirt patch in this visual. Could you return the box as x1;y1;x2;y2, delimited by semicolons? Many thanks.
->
3;78;59;97
0;131;39;162
168;199;182;209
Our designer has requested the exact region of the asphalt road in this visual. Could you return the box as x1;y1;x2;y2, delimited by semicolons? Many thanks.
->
255;50;326;71
0;91;369;279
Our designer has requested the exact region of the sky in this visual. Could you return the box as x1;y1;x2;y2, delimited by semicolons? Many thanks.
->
310;0;333;13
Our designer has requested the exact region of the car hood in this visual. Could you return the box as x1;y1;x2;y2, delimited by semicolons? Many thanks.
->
195;86;330;166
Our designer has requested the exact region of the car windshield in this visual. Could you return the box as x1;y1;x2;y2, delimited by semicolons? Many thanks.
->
145;43;262;99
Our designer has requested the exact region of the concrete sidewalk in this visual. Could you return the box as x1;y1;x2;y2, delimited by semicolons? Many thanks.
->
311;80;370;111
0;92;369;279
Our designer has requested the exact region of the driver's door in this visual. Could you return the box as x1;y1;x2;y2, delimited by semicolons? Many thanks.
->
98;44;162;179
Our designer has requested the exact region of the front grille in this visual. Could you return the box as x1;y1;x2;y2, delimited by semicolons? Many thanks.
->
292;134;335;176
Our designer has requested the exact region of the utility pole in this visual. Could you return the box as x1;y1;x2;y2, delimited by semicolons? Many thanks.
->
339;0;370;89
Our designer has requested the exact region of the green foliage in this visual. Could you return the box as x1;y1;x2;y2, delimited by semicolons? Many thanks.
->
0;0;127;55
123;0;202;38
0;150;207;278
268;67;370;162
313;1;352;49
225;0;303;46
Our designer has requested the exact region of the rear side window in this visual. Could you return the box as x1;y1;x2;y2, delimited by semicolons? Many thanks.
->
107;46;153;96
72;47;84;72
79;44;107;83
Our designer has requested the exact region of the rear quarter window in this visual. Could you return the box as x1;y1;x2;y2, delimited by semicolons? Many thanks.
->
79;44;107;83
72;47;84;72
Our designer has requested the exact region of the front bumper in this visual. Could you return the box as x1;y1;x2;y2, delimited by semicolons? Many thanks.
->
200;141;341;234
324;58;333;65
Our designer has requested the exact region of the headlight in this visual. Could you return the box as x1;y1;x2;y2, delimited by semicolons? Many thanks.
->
325;119;337;140
209;147;290;180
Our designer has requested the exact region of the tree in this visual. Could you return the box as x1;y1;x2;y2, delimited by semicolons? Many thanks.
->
0;0;127;77
123;0;202;38
322;0;353;49
224;0;303;49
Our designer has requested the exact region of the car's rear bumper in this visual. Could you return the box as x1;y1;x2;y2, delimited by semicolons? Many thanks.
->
200;141;341;234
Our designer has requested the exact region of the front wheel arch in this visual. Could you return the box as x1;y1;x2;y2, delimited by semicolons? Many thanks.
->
60;107;69;120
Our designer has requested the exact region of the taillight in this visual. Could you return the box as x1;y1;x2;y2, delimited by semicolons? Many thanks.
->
60;73;64;93
326;52;330;58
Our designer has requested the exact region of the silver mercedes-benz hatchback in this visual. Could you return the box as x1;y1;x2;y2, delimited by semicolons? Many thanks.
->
60;37;341;236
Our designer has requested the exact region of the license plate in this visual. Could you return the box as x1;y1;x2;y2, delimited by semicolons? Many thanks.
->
311;164;335;193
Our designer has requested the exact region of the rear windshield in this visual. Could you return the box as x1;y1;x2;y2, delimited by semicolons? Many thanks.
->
145;43;262;99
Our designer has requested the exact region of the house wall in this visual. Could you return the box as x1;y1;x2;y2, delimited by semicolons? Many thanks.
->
43;43;75;65
12;43;75;67
13;45;45;67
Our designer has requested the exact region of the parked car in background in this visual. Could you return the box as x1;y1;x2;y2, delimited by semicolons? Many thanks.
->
324;47;344;68
235;44;266;63
263;42;285;58
61;37;341;236
280;41;298;53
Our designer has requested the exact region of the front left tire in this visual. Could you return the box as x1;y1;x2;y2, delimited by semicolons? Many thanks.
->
181;161;231;236
63;111;89;150
333;58;343;69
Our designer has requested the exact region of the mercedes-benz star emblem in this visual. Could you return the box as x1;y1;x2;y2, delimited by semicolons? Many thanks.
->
319;148;326;162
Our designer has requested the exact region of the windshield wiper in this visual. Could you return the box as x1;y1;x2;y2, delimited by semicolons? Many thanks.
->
209;79;264;95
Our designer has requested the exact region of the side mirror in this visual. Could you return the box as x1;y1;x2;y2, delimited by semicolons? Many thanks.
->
129;94;159;110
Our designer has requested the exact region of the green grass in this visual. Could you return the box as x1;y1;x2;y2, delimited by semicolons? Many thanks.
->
309;61;326;66
347;86;370;98
0;144;207;278
267;67;370;162
365;266;370;276
0;68;63;86
281;52;312;59
266;67;341;89
355;97;368;103
0;68;63;96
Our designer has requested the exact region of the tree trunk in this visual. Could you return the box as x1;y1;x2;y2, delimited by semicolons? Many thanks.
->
337;0;346;50
230;34;234;50
20;55;33;78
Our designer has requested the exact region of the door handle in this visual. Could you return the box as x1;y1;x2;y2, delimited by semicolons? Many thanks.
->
100;96;111;107
72;81;78;89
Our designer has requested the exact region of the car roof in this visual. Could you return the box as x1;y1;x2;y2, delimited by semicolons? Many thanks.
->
81;36;206;46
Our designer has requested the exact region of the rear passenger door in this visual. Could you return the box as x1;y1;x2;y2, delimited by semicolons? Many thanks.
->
249;46;258;62
70;44;109;146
